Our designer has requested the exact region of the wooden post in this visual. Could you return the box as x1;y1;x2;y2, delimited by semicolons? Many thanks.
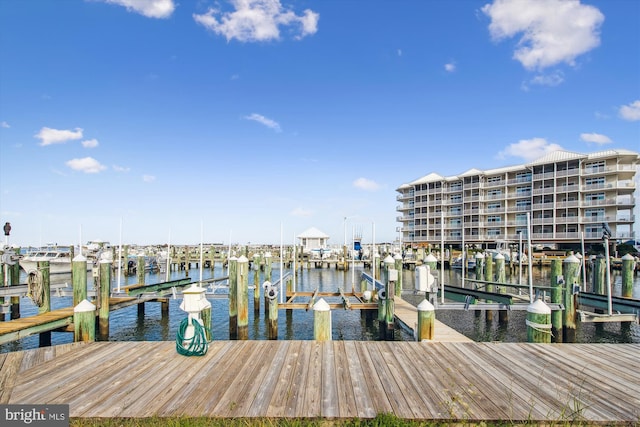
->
38;260;51;346
237;255;249;340
72;254;88;306
266;282;278;340
592;255;605;294
385;268;395;337
228;256;238;339
417;299;434;341
527;299;551;343
137;253;145;285
475;252;484;281
265;252;272;282
621;253;634;298
495;253;508;323
98;260;111;340
74;299;96;342
562;253;580;342
201;304;212;342
394;253;403;296
485;254;494;321
549;259;563;342
253;260;260;314
123;245;129;276
313;298;331;341
10;250;20;319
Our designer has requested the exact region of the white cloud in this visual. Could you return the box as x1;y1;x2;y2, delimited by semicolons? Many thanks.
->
353;177;380;192
35;127;83;146
444;62;456;72
290;207;312;217
245;113;281;132
113;165;131;172
100;0;175;19
1;121;9;128
580;132;612;145
619;100;640;121
482;0;604;70
497;138;563;162
193;0;319;43
143;174;156;183
66;157;107;173
82;138;99;148
524;70;564;89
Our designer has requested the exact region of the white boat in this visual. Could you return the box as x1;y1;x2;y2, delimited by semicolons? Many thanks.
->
451;255;476;270
19;246;90;275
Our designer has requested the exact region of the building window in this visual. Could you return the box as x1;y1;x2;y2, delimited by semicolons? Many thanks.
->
585;192;605;201
585;177;605;185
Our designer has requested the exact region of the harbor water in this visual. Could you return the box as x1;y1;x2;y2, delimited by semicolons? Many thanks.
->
1;262;639;353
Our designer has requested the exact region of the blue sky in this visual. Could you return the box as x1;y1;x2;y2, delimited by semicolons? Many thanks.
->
1;0;639;247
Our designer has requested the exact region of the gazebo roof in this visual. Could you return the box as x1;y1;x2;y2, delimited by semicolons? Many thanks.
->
297;227;329;239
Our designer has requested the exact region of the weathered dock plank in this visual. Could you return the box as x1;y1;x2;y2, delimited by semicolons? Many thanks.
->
3;340;639;423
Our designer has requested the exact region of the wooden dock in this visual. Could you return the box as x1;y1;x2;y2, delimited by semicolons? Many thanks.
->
0;296;167;345
1;340;638;423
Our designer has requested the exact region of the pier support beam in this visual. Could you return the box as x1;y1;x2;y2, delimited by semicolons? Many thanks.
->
72;255;88;306
228;257;238;339
74;299;96;342
621;254;634;298
237;255;249;340
527;299;551;343
549;259;563;342
417;299;434;341
98;260;111;340
313;298;331;341
562;254;580;342
37;260;51;346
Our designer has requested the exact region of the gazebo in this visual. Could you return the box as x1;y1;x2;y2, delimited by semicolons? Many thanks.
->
296;227;330;253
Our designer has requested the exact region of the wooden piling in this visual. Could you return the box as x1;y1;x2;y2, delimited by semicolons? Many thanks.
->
137;253;145;285
485;254;494;321
253;263;260;314
74;299;96;342
394;253;403;296
495;254;508;323
266;283;278;340
417;299;435;341
72;254;88;306
228;257;238;339
313;298;331;341
37;260;51;346
98;260;111;340
10;252;20;319
527;299;551;343
549;259;563;342
237;255;249;340
562;254;580;342
592;255;605;294
621;254;634;298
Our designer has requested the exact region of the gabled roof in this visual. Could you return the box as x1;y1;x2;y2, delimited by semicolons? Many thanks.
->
409;172;444;185
297;227;329;239
458;168;483;177
526;150;584;166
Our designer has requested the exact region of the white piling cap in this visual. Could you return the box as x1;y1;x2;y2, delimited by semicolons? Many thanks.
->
494;253;504;260
622;253;635;261
425;254;437;262
183;283;206;294
74;299;96;313
475;252;485;259
417;299;435;312
99;258;111;264
237;255;249;263
313;298;330;312
394;253;402;260
564;254;580;263
527;299;551;314
73;254;87;262
383;255;394;264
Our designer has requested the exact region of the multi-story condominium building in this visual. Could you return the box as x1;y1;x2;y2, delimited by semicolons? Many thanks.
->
396;149;639;250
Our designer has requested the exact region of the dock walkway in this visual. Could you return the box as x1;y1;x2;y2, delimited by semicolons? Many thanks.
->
393;296;472;342
1;340;638;423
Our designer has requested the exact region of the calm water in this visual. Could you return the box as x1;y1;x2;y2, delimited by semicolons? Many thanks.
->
1;262;638;353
